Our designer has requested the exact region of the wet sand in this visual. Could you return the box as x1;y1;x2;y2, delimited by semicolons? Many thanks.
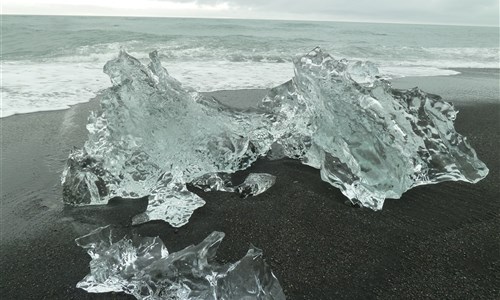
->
1;69;499;299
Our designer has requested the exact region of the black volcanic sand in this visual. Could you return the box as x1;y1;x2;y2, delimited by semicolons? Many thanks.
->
1;69;499;299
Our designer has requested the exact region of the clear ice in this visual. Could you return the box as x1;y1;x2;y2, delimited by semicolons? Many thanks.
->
62;47;488;226
192;173;276;198
76;226;285;299
235;173;277;198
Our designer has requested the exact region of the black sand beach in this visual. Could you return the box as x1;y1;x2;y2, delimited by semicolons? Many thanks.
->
1;69;499;299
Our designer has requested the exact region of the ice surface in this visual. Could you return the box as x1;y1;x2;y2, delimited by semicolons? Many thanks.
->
235;173;277;198
192;173;276;198
62;50;276;227
76;226;285;299
264;47;488;209
63;47;488;226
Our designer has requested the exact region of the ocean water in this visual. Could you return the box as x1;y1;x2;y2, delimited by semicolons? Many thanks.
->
2;15;499;117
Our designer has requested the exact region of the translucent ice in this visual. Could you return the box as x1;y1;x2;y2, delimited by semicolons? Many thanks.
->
62;50;275;227
235;173;277;198
76;226;285;299
192;173;276;198
63;47;488;226
264;47;488;209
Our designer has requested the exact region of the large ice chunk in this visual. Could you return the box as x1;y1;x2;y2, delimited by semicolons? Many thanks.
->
62;50;276;227
264;47;488;209
76;226;285;299
62;47;488;226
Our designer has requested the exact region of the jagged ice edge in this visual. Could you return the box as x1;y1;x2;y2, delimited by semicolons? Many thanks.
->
75;226;286;299
62;47;488;227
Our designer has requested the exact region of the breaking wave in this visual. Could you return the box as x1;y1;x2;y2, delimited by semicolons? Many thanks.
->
4;44;496;117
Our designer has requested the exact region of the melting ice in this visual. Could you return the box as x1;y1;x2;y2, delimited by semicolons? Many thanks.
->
62;47;488;227
76;226;285;299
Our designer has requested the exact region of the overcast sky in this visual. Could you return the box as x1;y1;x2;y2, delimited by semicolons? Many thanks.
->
3;0;499;26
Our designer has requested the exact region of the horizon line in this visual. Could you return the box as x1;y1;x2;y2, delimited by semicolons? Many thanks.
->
2;13;498;28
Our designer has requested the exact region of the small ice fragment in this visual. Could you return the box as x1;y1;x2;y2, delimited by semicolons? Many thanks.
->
346;60;379;86
191;172;276;198
76;226;285;300
235;173;276;198
191;173;235;192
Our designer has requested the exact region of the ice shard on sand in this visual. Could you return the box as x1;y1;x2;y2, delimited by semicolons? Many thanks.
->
76;226;285;299
62;47;488;226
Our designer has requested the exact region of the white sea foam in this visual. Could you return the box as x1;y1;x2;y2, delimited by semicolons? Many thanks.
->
0;52;494;118
380;66;460;78
1;58;294;118
167;60;294;91
2;61;109;118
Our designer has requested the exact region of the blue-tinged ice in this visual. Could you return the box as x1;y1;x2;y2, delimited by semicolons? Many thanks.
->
62;47;488;227
76;226;285;299
62;50;276;227
265;47;487;209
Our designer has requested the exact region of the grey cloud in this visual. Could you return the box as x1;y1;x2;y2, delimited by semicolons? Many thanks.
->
158;0;499;25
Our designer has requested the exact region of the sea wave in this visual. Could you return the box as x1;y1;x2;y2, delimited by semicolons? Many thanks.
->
25;40;498;70
2;43;498;118
1;55;470;118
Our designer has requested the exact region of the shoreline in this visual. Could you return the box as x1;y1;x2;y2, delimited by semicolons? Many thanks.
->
392;67;500;104
1;71;499;299
1;67;498;120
